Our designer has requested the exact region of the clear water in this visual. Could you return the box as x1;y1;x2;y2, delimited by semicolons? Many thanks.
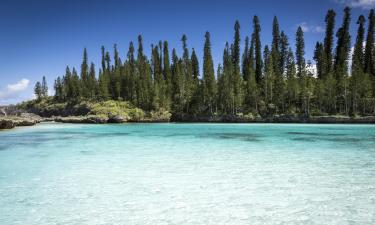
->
0;123;375;224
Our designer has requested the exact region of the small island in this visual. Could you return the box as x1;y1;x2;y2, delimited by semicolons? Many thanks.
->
1;7;375;129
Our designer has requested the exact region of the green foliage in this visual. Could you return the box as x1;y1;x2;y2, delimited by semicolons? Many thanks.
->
29;8;375;119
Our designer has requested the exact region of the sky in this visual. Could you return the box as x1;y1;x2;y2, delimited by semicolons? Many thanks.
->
0;0;374;105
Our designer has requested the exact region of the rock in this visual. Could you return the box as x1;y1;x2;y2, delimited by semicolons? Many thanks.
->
54;115;108;124
0;119;15;129
108;115;127;123
0;108;7;116
13;119;37;126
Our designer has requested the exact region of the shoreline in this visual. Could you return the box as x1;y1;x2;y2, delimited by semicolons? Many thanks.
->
3;115;375;130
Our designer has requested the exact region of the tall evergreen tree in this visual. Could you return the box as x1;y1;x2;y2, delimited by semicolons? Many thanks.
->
163;41;172;106
181;34;193;112
171;49;184;113
314;42;325;79
271;16;281;76
263;45;274;104
324;9;336;75
88;62;97;99
136;35;153;110
54;76;64;101
34;81;42;100
334;7;351;114
190;48;201;113
279;31;289;75
80;48;89;98
334;7;351;79
243;35;258;112
295;26;309;115
364;9;374;75
202;32;217;114
253;16;262;83
242;36;250;81
295;26;305;78
219;43;233;114
285;48;298;112
231;20;243;113
151;44;166;109
351;15;369;114
41;76;48;97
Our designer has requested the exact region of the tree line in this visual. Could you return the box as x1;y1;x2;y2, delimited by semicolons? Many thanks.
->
36;7;375;117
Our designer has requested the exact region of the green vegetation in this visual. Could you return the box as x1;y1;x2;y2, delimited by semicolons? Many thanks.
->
30;8;375;120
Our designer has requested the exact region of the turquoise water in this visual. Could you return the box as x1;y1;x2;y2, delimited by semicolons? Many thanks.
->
0;123;375;224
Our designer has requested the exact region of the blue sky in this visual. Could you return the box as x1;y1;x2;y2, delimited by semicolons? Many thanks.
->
0;0;374;104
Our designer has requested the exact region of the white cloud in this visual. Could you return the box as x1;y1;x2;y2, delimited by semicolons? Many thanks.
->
314;26;324;33
335;0;375;9
0;79;30;103
296;23;324;33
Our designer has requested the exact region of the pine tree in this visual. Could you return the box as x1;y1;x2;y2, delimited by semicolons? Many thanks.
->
98;46;110;99
202;32;217;114
242;36;250;81
271;16;285;112
295;26;305;78
98;69;109;100
136;35;153;110
171;49;184;114
163;41;172;107
285;48;298;112
34;81;42;100
271;16;281;76
80;48;89;98
151;44;165;109
334;7;351;114
253;16;262;83
324;9;336;75
231;20;243;113
220;43;234;114
263;45;275;104
295;26;308;115
190;48;201;114
191;48;199;81
181;34;193;113
71;68;81;99
243;35;258;112
111;44;121;99
124;42;136;103
54;76;64;101
279;31;289;75
314;42;325;79
365;9;374;75
351;15;366;114
41;76;48;97
88;62;97;99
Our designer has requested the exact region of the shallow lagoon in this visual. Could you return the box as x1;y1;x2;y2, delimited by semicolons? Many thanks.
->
1;123;375;224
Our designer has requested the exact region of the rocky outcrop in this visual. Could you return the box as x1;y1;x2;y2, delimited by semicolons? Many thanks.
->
53;115;108;124
0;119;15;129
107;115;127;123
0;115;40;130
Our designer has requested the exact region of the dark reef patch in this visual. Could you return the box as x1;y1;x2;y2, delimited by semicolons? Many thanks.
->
198;132;263;142
287;131;346;137
291;137;317;142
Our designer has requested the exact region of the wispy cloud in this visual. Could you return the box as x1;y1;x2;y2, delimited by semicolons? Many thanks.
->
0;79;30;104
335;0;375;9
296;22;324;33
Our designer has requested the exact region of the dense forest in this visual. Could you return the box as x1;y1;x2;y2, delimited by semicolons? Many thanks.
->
34;8;375;119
